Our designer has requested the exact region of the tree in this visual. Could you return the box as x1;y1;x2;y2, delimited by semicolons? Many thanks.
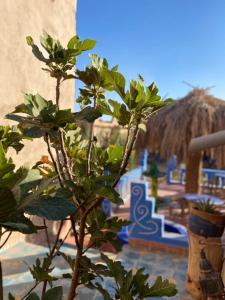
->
0;32;176;300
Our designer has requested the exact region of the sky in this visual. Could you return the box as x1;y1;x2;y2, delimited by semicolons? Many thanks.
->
76;0;225;102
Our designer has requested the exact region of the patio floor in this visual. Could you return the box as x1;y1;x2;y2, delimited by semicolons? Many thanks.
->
1;241;194;300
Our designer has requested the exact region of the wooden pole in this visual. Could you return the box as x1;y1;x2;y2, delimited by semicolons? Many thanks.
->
185;151;202;194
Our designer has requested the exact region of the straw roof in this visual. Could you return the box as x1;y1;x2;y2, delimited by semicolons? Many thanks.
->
136;89;225;168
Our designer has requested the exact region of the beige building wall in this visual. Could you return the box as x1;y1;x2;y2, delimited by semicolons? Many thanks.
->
0;0;76;166
0;0;77;249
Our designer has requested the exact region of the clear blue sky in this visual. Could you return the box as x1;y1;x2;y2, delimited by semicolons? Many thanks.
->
76;0;225;101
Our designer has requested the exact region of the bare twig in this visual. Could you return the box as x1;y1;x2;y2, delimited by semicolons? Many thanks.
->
41;281;47;300
0;261;3;300
56;76;61;107
70;216;79;248
21;282;39;300
59;129;73;181
43;219;51;252
113;121;140;188
55;148;66;180
52;226;73;259
86;95;97;176
45;132;64;187
0;232;12;249
67;215;87;300
41;221;64;297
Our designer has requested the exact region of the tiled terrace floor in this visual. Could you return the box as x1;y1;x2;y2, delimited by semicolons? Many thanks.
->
1;241;194;300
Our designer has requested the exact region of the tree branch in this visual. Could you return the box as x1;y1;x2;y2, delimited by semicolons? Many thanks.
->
86;94;97;176
67;214;87;300
59;129;73;181
41;220;64;298
113;121;139;188
45;132;64;187
43;219;51;252
56;76;61;107
0;261;3;300
21;282;39;300
0;232;12;249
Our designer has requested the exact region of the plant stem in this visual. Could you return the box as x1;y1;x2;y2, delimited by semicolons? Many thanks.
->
41;221;64;297
0;232;12;249
59;129;73;181
45;132;64;186
113;121;139;188
55;148;66;180
56;76;61;107
21;283;39;300
0;261;3;300
41;281;47;300
70;216;80;248
43;219;51;252
86;94;97;176
67;215;87;300
52;226;73;259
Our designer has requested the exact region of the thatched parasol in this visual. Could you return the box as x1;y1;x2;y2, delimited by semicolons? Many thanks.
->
136;89;225;168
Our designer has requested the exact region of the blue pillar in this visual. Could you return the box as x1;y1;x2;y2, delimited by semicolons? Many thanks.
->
140;150;148;173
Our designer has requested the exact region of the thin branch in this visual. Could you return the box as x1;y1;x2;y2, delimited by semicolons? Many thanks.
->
43;219;51;252
52;226;73;259
41;221;64;297
67;215;87;300
86;124;94;176
41;281;47;300
59;129;73;181
55;148;66;180
86;95;97;176
21;282;39;300
0;261;3;300
56;76;61;107
45;132;64;187
0;232;12;249
50;221;64;257
70;216;79;248
113;121;140;188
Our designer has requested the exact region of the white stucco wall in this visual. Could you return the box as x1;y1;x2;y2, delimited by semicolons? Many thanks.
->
0;0;76;166
0;0;77;249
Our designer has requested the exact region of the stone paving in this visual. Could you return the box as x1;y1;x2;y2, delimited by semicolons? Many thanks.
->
0;241;194;300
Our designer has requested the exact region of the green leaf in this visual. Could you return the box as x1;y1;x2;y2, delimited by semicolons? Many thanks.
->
94;283;113;300
147;276;177;297
23;196;76;220
107;146;123;164
59;252;75;270
79;39;96;51
55;109;73;125
43;286;63;300
67;36;79;49
73;107;102;123
29;256;57;283
26;36;33;46
26;292;40;300
8;293;16;300
0;187;17;220
96;186;123;205
108;71;126;98
1;214;44;234
31;44;49;63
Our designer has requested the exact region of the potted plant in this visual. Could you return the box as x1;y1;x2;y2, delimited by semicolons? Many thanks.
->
142;160;165;211
186;198;225;299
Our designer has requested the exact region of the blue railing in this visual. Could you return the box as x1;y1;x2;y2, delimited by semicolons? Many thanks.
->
167;166;225;187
